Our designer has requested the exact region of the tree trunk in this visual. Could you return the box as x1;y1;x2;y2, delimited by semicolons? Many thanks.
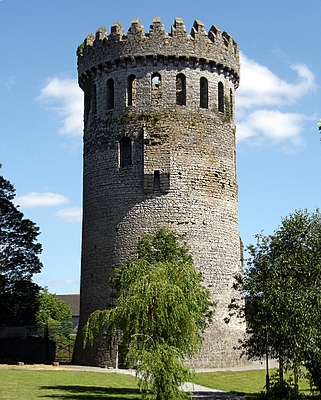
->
293;364;299;396
279;356;284;382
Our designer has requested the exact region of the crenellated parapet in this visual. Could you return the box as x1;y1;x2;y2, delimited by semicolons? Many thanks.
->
77;17;240;88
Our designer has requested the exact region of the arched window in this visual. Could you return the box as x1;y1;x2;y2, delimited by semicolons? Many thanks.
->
91;84;97;115
176;73;186;105
151;73;162;103
106;78;114;110
218;81;224;113
151;73;161;89
120;137;132;167
229;88;233;117
127;74;136;106
200;77;208;109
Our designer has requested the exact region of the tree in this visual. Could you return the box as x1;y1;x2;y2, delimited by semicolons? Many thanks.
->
237;209;321;393
0;169;43;325
85;228;212;400
36;287;74;353
36;287;72;325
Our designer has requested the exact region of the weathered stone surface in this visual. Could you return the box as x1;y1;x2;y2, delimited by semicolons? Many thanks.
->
73;17;245;368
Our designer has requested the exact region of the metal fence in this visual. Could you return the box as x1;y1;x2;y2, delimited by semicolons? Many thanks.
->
0;324;76;363
0;325;45;338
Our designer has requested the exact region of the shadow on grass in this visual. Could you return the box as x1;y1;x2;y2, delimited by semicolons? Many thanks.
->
193;391;250;399
236;394;262;400
41;385;141;399
232;392;321;400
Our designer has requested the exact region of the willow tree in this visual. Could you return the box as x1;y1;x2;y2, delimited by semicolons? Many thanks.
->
85;228;212;400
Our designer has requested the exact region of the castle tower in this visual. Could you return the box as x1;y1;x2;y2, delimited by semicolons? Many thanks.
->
73;17;244;367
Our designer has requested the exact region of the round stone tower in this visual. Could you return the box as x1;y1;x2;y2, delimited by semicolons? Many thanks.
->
73;17;244;367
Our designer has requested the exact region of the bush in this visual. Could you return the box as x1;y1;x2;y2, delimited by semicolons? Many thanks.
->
306;358;321;393
257;374;306;400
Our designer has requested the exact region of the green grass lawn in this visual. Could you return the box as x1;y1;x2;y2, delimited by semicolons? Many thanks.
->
0;369;141;399
193;368;278;396
192;369;319;399
0;367;320;400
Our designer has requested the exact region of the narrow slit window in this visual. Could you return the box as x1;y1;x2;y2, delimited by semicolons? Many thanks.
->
127;75;136;106
218;81;224;112
200;77;208;109
120;137;132;167
176;73;186;105
107;78;114;110
153;170;160;192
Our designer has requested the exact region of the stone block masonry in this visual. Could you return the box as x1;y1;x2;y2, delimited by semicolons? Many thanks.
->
73;17;245;368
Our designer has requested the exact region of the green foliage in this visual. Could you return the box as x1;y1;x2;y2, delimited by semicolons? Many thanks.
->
85;228;212;400
234;209;321;393
262;373;306;400
36;287;74;356
0;170;43;325
305;355;321;393
36;287;72;325
77;41;85;56
256;382;303;400
135;343;192;400
48;320;76;361
223;95;232;121
138;111;161;125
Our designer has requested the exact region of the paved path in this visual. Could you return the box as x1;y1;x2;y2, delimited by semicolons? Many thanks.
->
181;382;245;399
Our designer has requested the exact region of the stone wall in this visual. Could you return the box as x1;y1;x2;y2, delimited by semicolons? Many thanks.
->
73;17;245;367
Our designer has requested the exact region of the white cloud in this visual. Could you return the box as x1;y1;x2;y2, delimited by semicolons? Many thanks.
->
15;192;69;208
55;206;82;223
38;77;83;137
236;52;316;150
237;53;316;110
237;110;307;147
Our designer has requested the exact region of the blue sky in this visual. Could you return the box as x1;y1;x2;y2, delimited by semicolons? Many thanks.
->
1;0;320;294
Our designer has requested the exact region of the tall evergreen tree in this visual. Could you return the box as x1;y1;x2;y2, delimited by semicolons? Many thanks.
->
0;168;43;325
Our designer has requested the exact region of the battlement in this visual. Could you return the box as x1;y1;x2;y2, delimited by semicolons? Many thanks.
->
77;18;240;85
